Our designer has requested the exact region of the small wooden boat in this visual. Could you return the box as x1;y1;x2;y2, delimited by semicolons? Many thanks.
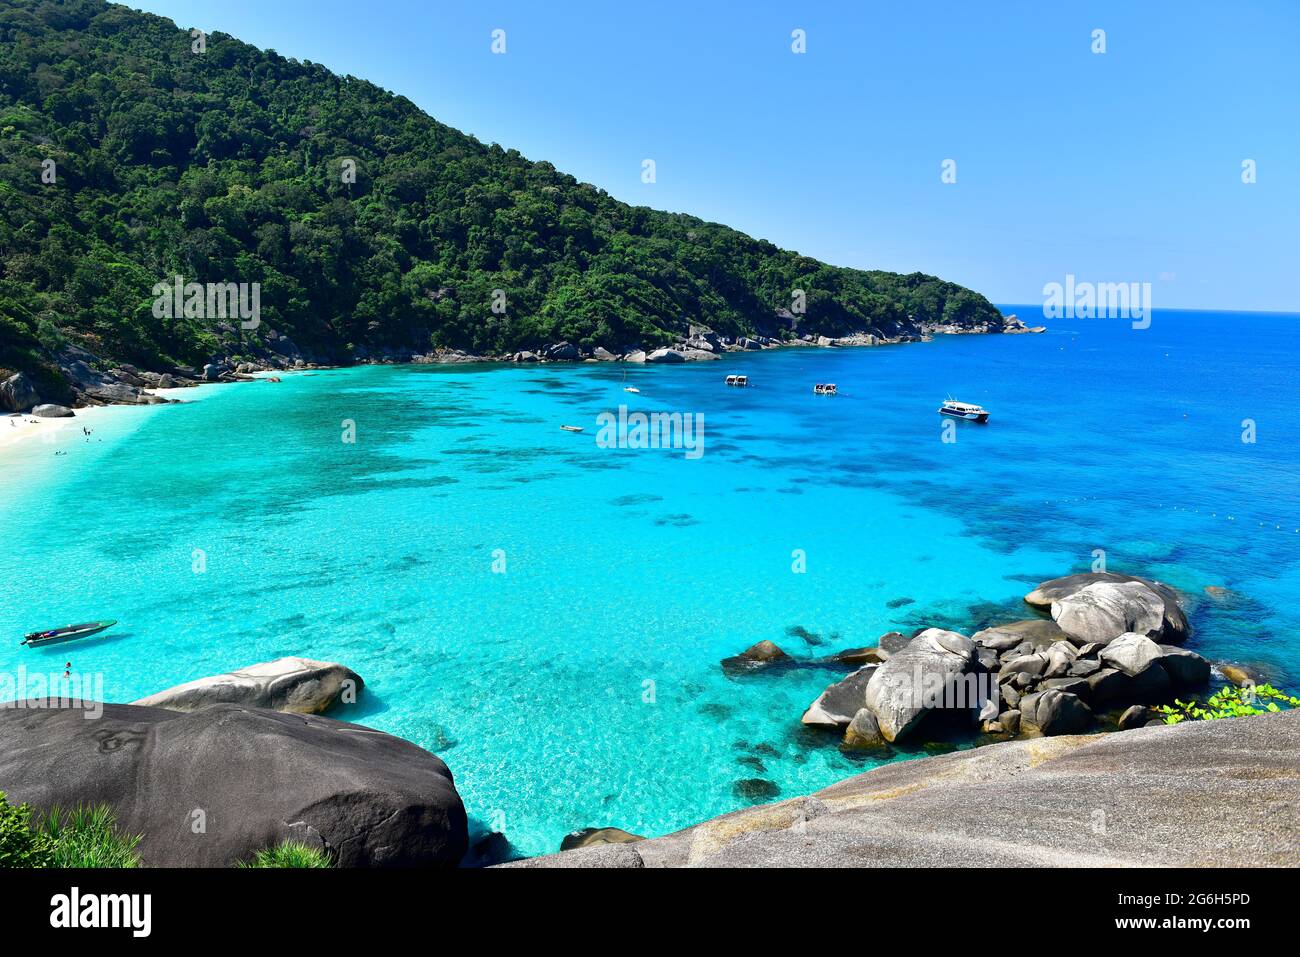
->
560;425;584;433
22;619;117;647
813;383;837;395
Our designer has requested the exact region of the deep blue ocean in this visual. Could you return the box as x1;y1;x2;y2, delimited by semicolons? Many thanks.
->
1;306;1296;857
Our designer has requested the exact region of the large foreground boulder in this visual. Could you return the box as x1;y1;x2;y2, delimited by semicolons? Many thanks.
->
132;657;363;714
508;710;1300;867
863;628;980;742
0;702;467;867
1027;572;1189;643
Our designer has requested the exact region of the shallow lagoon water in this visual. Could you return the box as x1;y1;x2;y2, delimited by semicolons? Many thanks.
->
1;307;1296;857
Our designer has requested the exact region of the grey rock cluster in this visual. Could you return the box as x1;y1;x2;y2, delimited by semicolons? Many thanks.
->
785;572;1211;751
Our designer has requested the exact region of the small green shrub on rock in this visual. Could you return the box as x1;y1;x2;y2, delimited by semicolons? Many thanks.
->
0;791;56;868
0;792;141;869
1156;684;1300;725
238;841;333;868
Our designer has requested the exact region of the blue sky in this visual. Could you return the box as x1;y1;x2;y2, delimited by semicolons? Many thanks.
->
134;0;1299;311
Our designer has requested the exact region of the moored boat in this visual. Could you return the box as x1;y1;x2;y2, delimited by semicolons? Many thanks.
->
813;383;837;395
725;374;749;387
22;619;117;647
938;399;989;422
560;425;584;433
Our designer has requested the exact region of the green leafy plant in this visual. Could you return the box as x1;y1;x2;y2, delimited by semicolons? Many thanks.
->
0;791;56;868
1156;684;1300;725
237;840;333;868
0;792;142;869
35;805;142;868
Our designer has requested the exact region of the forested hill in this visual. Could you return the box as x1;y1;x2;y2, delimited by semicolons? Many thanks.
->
0;0;1005;396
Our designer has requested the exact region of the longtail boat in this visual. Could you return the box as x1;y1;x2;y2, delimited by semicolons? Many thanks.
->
21;619;117;647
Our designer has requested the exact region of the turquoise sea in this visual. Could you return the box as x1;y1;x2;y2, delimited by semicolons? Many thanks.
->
2;307;1297;859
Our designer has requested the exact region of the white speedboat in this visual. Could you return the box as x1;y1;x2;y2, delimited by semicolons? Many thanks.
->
938;399;989;423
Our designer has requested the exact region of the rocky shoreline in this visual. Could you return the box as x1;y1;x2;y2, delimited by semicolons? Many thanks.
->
734;571;1213;752
0;315;1044;415
519;568;1287;865
508;709;1299;867
0;569;1286;868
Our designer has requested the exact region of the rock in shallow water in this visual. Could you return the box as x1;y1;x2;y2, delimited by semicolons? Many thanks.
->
0;702;467;867
734;778;781;802
1029;572;1189;644
801;666;878;728
560;827;645;851
721;640;790;675
828;646;886;666
132;656;363;714
1218;662;1262;687
842;708;888;751
1052;581;1166;645
864;628;979;742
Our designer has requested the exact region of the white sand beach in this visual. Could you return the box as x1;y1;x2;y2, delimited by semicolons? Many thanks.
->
0;408;108;455
0;373;286;463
